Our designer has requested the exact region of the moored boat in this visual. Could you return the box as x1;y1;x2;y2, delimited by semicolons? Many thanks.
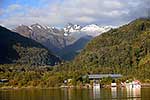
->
93;83;100;89
121;80;141;88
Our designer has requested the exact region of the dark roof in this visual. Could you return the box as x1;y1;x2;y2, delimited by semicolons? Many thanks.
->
88;74;122;79
0;79;9;82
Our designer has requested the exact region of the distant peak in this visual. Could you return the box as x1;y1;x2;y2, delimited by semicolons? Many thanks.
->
15;24;32;30
64;23;82;34
32;23;41;26
31;23;43;28
18;24;28;27
67;23;74;26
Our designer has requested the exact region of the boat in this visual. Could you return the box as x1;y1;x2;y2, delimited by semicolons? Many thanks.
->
121;80;141;88
93;83;100;89
111;80;117;87
111;83;117;87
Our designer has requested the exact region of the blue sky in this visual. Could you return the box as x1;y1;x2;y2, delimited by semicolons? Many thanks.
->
0;0;149;28
1;0;52;8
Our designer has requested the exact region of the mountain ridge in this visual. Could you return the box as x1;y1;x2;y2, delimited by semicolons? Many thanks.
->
53;18;150;80
13;23;112;60
0;25;60;65
73;18;150;69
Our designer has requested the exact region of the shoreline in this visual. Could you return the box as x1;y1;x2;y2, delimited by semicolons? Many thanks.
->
1;83;150;90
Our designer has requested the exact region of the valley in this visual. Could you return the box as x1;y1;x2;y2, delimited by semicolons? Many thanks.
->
0;18;150;88
13;23;112;60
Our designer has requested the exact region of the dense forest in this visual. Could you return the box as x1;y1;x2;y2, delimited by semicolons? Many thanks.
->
0;18;150;87
55;18;150;82
0;26;60;66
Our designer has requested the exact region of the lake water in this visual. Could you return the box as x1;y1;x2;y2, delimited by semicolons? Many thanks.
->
0;87;150;100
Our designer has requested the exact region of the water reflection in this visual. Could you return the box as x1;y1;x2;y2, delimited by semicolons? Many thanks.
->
61;88;93;100
61;88;68;100
0;87;146;100
111;87;117;99
93;88;100;99
126;87;141;99
133;88;141;98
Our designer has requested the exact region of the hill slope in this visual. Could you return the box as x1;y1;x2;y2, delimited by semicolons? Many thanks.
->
57;18;150;79
75;18;150;67
14;24;112;61
58;36;92;60
0;26;60;65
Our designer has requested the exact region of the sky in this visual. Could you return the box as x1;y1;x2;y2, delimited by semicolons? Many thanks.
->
0;0;150;28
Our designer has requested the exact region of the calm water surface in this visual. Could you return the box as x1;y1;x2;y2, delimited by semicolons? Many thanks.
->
0;87;150;100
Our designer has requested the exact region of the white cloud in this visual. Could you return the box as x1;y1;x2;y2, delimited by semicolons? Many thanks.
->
0;9;3;15
0;0;150;28
75;16;96;23
7;4;22;12
103;0;123;9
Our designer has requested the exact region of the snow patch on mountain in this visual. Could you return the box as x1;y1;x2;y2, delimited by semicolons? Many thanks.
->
81;24;113;36
64;23;82;33
14;23;114;47
63;23;114;37
13;23;116;61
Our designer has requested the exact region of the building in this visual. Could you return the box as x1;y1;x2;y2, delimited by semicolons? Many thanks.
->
0;79;9;83
82;74;122;88
87;74;122;80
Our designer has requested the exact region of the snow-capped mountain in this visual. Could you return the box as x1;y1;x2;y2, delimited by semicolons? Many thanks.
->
81;24;112;36
13;23;114;60
64;23;82;34
13;23;71;53
63;23;113;37
62;23;113;45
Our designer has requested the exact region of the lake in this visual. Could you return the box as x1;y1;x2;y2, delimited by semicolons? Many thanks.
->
0;87;150;100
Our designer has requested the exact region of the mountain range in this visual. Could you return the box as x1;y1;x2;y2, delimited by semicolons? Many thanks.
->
69;18;150;76
1;18;150;87
13;23;113;60
0;26;60;65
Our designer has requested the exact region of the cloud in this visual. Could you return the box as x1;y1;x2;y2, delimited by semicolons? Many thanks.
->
7;4;22;12
0;9;3;15
74;16;96;23
0;0;150;28
141;0;150;17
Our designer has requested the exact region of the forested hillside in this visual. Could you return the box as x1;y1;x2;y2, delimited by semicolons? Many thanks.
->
56;18;150;80
1;18;150;88
0;26;60;66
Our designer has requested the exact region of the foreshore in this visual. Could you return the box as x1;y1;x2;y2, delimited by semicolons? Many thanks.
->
0;86;61;90
141;83;150;87
1;83;150;90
